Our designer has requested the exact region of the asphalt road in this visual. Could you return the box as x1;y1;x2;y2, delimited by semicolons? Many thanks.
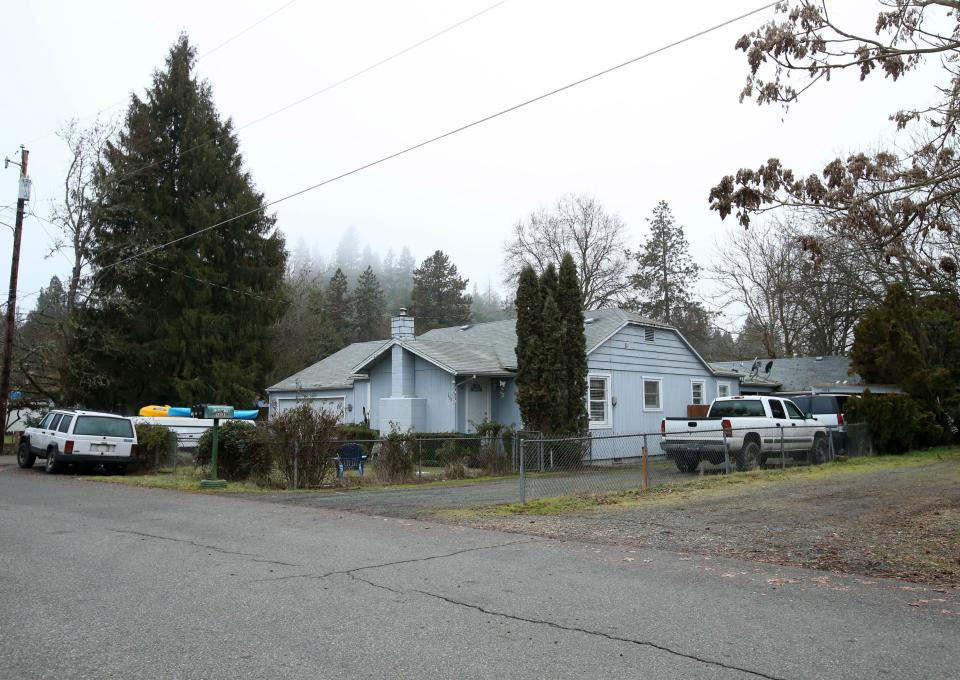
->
1;459;957;680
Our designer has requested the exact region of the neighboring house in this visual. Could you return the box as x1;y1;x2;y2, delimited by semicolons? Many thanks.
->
711;356;903;395
268;308;738;437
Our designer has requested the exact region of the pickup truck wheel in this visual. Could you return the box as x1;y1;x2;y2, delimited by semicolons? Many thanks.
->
673;454;699;473
17;442;36;469
735;441;762;472
810;436;828;465
44;448;59;474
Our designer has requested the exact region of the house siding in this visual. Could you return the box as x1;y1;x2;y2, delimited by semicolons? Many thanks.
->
492;379;521;429
414;357;456;432
587;325;739;441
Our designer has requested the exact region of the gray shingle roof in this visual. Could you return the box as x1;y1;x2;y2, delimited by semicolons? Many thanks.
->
270;308;675;392
418;308;670;369
267;340;388;392
711;356;861;392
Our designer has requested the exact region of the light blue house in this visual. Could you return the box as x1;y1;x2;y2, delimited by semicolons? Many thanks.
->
266;308;739;435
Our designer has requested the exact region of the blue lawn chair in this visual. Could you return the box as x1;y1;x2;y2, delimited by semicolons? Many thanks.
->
336;443;367;478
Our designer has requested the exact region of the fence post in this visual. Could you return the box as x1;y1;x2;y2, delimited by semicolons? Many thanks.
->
827;426;835;462
780;427;785;469
418;438;423;481
519;438;526;505
512;434;517;472
642;434;649;490
293;440;299;490
722;428;731;475
538;440;543;472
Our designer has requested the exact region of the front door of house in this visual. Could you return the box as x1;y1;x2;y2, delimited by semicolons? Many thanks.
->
466;378;490;432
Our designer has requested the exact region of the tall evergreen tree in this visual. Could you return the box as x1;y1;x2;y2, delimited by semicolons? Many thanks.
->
410;250;472;333
540;262;559;308
539;290;566;434
352;266;386;341
514;266;542;431
324;268;350;337
77;35;285;409
557;253;588;434
630;201;699;325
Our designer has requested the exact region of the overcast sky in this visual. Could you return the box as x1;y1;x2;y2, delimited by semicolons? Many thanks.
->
0;0;939;327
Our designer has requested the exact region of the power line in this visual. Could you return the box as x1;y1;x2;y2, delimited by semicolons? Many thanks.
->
23;0;303;145
97;1;780;276
144;262;285;303
197;0;299;59
105;0;512;189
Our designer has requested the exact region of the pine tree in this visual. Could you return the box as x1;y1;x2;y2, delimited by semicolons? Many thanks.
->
514;266;542;431
410;250;472;333
557;253;588;434
324;268;351;339
352;266;386;341
631;201;699;325
80;35;285;409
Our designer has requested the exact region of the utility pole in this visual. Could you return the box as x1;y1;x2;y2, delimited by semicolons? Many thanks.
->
0;146;30;443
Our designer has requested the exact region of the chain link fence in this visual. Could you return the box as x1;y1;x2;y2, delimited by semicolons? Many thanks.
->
517;423;874;504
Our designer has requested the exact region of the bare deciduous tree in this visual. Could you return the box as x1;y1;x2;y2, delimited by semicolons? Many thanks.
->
710;1;960;284
503;194;630;309
49;117;116;312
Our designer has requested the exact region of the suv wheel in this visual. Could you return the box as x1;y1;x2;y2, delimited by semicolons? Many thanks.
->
44;448;59;474
17;442;36;469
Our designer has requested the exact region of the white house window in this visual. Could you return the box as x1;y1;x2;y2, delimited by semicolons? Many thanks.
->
643;378;662;410
691;381;705;405
644;328;655;342
717;382;731;398
588;375;611;428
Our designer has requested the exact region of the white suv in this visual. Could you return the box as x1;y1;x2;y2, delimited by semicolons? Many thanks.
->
18;409;138;474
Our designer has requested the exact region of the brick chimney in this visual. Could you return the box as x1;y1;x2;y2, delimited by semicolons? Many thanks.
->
391;308;415;340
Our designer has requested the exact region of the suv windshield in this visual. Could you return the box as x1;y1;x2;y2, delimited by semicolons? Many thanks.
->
73;416;134;438
709;400;766;417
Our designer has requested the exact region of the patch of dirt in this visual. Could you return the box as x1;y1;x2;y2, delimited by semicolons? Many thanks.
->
446;458;960;587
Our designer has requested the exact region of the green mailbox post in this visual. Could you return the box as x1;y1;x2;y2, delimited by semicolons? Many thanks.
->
199;405;234;488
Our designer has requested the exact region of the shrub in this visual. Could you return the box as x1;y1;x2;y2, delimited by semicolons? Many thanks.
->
443;459;469;479
844;393;923;454
269;404;341;488
335;423;379;441
376;424;415;484
195;421;264;481
133;423;173;472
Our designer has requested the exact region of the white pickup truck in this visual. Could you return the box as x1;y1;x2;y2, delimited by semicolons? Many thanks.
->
660;396;830;473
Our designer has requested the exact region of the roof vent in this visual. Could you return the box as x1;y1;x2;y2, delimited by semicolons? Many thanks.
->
584;317;595;324
459;324;472;331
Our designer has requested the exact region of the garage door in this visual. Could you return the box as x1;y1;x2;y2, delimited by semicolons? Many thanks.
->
277;398;345;418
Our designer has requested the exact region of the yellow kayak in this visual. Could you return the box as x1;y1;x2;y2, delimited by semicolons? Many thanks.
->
138;405;171;417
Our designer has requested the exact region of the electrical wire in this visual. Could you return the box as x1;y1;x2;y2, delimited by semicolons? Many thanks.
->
96;1;780;276
105;0;512;189
22;0;303;145
198;0;299;59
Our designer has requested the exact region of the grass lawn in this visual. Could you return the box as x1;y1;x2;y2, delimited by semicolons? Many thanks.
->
440;447;960;586
443;447;960;519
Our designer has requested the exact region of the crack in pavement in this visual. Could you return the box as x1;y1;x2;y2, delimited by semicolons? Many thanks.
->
250;537;539;583
251;535;786;679
337;570;786;680
108;529;303;567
